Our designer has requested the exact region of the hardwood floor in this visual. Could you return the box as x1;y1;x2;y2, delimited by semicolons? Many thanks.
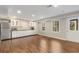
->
0;34;79;53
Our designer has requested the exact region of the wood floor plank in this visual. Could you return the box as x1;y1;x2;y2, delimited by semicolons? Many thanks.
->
0;35;79;53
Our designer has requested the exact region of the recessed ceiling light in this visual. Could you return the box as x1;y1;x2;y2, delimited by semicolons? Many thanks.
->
54;5;58;7
32;14;35;17
17;10;21;14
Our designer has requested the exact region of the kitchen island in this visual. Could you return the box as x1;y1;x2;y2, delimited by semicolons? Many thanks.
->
12;30;37;38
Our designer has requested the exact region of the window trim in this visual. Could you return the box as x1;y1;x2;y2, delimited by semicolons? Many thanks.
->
52;20;60;32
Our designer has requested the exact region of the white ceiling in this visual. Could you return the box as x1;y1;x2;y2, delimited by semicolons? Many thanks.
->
0;5;79;21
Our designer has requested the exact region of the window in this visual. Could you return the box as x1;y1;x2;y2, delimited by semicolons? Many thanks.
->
42;22;45;30
11;20;14;26
52;21;59;32
16;21;18;26
11;19;34;31
30;22;35;30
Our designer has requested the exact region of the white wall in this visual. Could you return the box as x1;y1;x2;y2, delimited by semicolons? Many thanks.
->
37;13;79;43
38;18;66;40
66;17;79;42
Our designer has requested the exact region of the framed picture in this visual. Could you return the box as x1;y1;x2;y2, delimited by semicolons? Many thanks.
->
70;19;78;31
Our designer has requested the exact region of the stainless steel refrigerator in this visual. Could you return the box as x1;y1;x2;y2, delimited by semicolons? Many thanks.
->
0;19;11;40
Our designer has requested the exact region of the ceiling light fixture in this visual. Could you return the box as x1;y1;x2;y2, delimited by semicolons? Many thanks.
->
53;5;58;7
32;14;35;17
47;5;58;8
17;10;21;14
47;5;52;8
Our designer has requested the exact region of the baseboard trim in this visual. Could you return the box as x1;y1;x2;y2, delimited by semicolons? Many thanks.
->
38;34;79;44
2;34;79;44
1;34;38;41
